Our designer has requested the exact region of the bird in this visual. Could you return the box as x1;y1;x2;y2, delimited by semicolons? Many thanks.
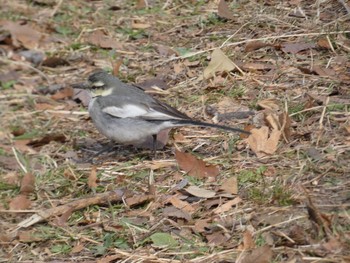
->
81;70;249;154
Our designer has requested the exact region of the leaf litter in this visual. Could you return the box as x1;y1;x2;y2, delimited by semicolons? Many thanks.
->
0;0;349;262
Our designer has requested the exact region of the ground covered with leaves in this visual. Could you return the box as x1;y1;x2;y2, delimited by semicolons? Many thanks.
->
1;0;350;262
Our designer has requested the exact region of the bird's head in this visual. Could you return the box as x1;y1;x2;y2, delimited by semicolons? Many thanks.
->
86;70;121;97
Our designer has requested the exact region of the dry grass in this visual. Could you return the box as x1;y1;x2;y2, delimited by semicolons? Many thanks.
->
0;0;350;262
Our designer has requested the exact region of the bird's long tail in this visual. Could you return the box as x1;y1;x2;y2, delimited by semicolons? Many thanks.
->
174;119;250;135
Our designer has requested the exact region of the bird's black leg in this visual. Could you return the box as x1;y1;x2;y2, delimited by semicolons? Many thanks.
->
78;142;116;163
152;134;157;158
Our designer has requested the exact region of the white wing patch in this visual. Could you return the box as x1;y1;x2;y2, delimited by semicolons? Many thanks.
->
102;104;181;120
103;105;148;118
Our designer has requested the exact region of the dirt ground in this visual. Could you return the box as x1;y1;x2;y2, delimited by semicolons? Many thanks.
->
0;0;349;262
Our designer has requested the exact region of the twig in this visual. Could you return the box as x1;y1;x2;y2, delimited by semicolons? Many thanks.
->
11;147;27;174
337;0;350;16
316;96;329;146
12;189;124;231
252;215;306;236
50;0;64;17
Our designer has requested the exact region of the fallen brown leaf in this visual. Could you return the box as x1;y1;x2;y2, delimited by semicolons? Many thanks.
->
51;87;74;100
42;57;69;67
86;29;123;49
19;173;35;194
136;0;147;9
206;232;228;246
168;195;195;214
282;42;316;54
241;245;273;263
70;243;85;254
9;194;32;210
194;219;211;233
247;126;281;157
125;194;154;207
245;41;270;52
258;99;280;111
0;21;47;49
213;197;241;214
131;21;151;29
185;186;216;198
88;166;98;189
311;65;337;77
19;230;43;242
317;37;332;49
240;62;275;72
217;0;235;20
27;134;67;147
175;150;220;178
219;176;238;195
243;230;255;249
204;48;236;79
163;206;191;221
53;208;73;227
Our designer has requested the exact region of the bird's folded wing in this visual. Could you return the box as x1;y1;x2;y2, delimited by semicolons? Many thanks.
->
99;94;191;121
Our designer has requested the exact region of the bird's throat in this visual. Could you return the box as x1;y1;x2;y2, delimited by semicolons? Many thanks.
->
91;87;114;97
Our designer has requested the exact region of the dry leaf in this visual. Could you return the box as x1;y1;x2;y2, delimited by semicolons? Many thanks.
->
1;21;46;49
70;243;85;254
54;209;73;227
317;38;332;49
344;126;350;134
88;166;98;189
322;237;343;252
194;219;210;233
42;57;69;67
204;48;236;79
20;173;35;194
219;176;238;195
136;0;147;9
169;196;195;214
9;194;32;210
213;197;241;214
163;206;191;221
311;65;337;77
73;89;91;107
86;29;122;49
51;87;74;100
217;0;235;20
258;99;280;111
247;127;281;157
206;232;228;246
125;194;153;207
240;62;275;72
19;230;43;242
35;103;56;110
175;150;220;178
243;230;255;249
241;245;273;263
245;41;269;52
131;21;151;29
265;113;280;131
281;42;316;54
2;171;20;185
185;186;216;198
28;134;67;147
112;60;123;76
279;112;292;140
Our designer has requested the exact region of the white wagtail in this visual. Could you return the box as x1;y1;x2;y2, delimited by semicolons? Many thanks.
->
81;70;249;153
